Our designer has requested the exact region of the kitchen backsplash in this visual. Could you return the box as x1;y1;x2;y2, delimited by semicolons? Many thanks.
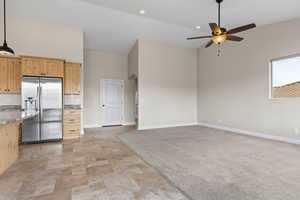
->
0;94;80;106
64;94;81;105
0;94;21;106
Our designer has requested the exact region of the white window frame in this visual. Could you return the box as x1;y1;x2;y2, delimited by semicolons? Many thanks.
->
269;53;300;100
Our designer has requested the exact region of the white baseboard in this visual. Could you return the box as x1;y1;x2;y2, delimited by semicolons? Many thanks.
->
138;123;198;131
84;124;102;129
198;122;300;145
123;122;136;126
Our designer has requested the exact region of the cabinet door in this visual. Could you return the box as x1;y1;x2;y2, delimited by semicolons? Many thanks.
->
0;125;5;174
1;124;9;174
10;122;19;162
44;60;64;77
64;109;81;139
72;65;81;94
64;63;72;94
7;59;21;93
0;58;7;93
21;58;43;76
0;122;19;175
64;63;81;94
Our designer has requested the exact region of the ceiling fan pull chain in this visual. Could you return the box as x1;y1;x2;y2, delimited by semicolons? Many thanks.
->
217;44;221;56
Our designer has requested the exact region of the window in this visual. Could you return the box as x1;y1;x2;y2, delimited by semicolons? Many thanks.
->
271;55;300;98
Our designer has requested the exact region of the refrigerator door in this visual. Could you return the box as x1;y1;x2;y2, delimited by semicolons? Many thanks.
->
40;77;63;141
21;77;40;143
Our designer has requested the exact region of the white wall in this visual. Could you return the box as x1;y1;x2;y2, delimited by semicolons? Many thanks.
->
84;49;135;128
198;19;300;140
1;17;84;63
138;40;198;129
128;41;139;79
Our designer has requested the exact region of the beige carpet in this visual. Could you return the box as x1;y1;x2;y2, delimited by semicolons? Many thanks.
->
119;126;300;200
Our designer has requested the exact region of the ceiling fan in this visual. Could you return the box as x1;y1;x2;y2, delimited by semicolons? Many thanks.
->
187;0;256;48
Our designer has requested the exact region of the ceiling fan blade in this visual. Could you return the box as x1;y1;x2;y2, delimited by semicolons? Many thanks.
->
187;36;211;40
227;35;244;42
205;40;213;48
227;23;256;34
209;23;219;31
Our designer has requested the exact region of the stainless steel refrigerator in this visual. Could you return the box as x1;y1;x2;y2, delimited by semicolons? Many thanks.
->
21;77;63;143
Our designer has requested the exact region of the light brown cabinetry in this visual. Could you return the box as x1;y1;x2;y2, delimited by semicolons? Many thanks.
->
64;109;81;139
64;62;81;94
0;121;20;175
21;56;64;77
0;56;21;94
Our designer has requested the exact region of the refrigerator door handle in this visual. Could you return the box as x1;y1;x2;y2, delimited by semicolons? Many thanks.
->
39;86;43;120
36;86;39;111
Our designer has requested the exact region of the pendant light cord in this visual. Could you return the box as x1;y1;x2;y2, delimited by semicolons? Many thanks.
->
218;2;221;27
3;0;6;43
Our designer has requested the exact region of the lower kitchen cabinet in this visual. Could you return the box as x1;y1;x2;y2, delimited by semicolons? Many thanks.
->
0;121;20;175
64;109;81;139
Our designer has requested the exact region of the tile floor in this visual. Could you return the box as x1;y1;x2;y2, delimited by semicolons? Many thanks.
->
0;126;188;200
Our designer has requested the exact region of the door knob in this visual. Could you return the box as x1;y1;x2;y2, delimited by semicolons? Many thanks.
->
102;105;105;107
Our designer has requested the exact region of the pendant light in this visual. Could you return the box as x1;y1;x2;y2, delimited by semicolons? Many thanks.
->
0;0;14;55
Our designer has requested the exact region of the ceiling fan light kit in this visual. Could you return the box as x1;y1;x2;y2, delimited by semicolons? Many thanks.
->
187;0;256;55
0;0;15;56
212;34;227;44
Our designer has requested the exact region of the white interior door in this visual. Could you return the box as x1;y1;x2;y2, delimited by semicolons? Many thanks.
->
102;79;124;126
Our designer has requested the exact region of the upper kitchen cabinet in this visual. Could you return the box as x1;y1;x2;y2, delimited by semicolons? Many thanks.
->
21;56;64;78
0;56;21;94
44;59;65;77
64;62;81;94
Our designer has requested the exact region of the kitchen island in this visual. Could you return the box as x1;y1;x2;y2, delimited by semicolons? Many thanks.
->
0;109;39;175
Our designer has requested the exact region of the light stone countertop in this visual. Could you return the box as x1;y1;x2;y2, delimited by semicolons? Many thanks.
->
0;104;81;126
0;110;39;126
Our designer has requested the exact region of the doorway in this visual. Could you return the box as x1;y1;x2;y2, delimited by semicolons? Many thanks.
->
101;79;124;126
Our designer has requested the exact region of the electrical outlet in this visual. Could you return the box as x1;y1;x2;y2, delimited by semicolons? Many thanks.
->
294;128;299;135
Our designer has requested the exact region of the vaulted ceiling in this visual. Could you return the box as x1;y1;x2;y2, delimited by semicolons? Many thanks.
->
7;0;300;53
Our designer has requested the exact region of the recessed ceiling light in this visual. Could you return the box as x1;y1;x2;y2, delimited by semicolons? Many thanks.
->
139;10;146;15
195;26;201;30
